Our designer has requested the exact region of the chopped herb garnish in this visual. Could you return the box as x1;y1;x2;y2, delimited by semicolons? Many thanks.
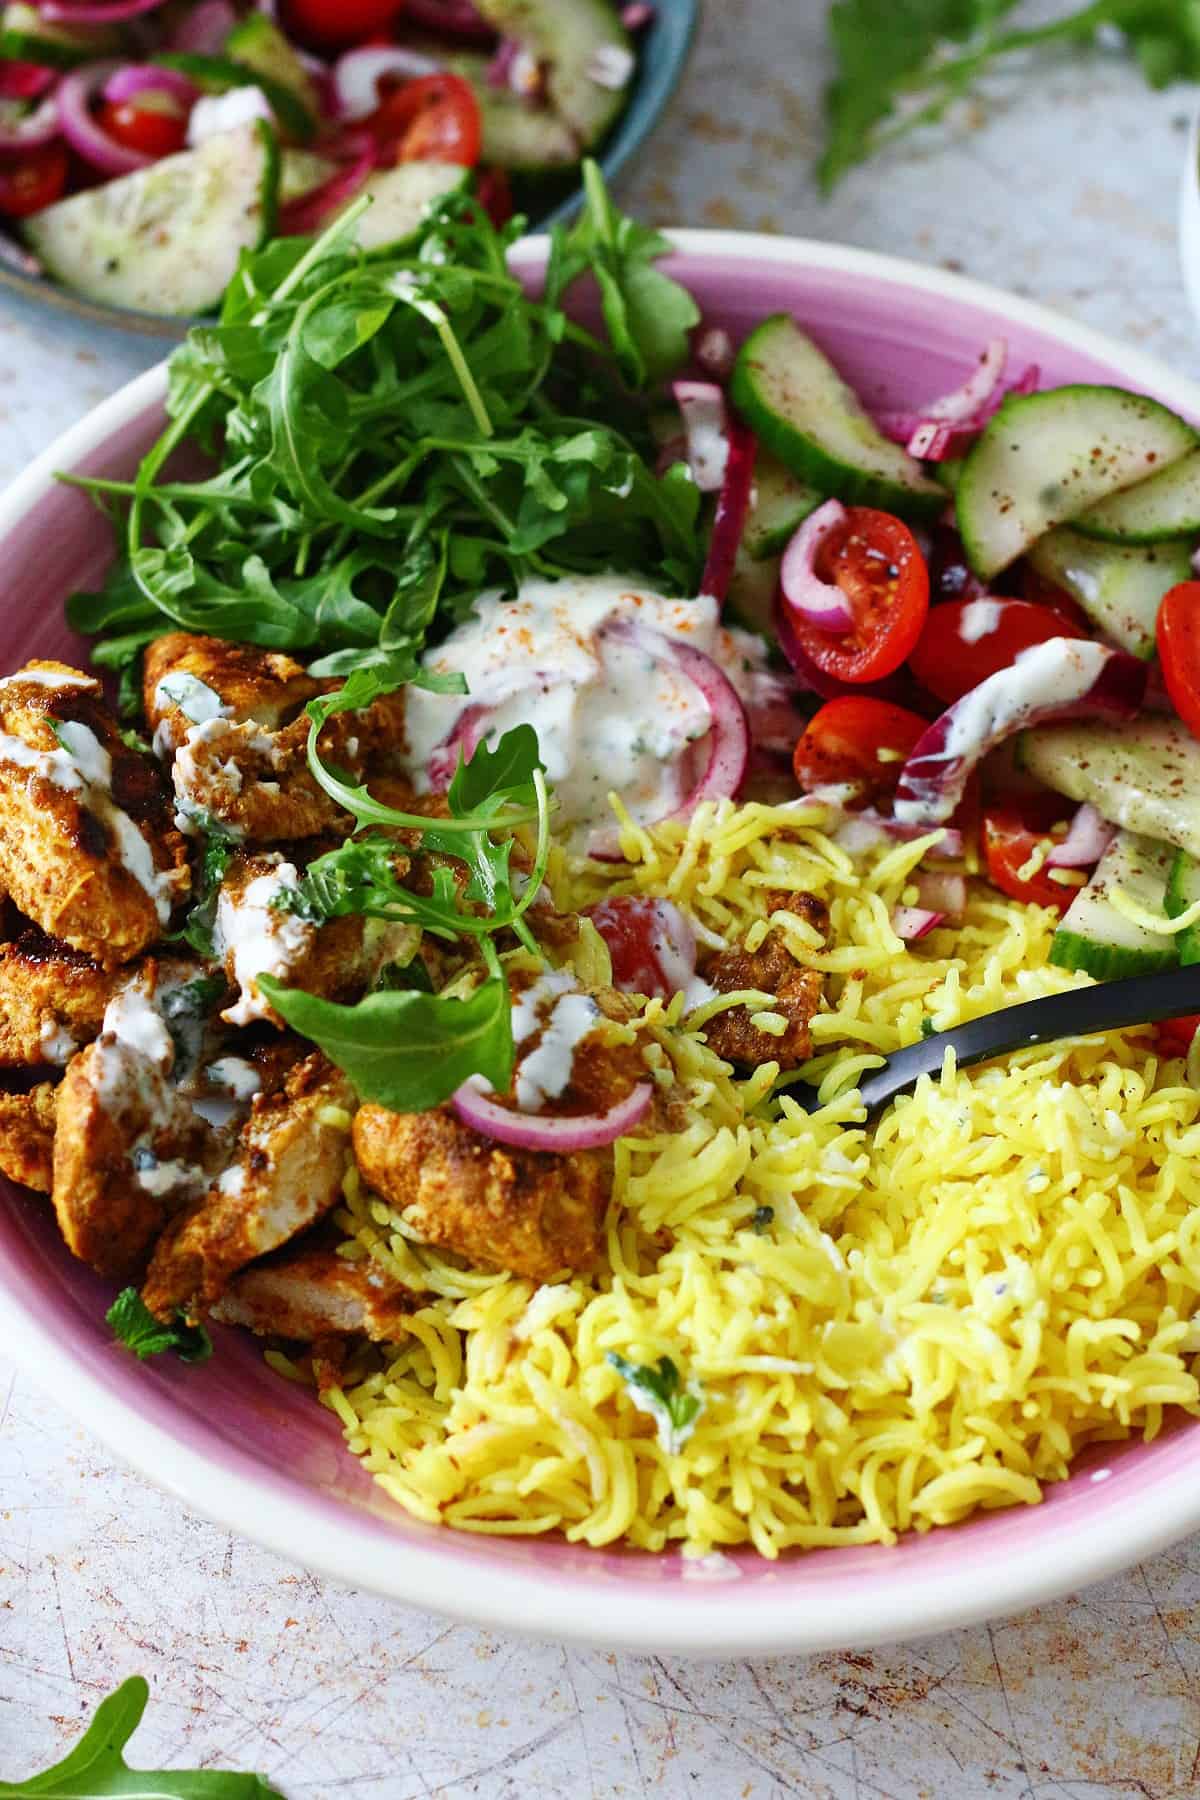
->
606;1352;705;1455
106;1287;213;1364
177;812;238;957
0;1674;281;1797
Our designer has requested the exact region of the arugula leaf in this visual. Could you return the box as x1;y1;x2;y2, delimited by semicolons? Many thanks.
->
257;973;514;1113
606;1353;705;1455
821;1;1200;190
551;160;700;389
106;1289;213;1364
0;1675;282;1798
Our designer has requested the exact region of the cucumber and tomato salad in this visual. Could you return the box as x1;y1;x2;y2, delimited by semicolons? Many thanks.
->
0;0;637;315
719;307;1200;1009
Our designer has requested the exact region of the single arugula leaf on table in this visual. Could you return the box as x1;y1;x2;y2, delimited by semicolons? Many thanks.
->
0;1674;281;1798
819;0;1200;192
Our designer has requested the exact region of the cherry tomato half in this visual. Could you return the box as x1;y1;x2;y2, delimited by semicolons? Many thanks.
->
909;597;1085;707
0;141;68;217
1156;1013;1200;1057
586;896;691;1001
96;94;188;159
281;0;405;51
981;796;1074;910
1156;581;1200;740
368;71;481;166
792;696;927;804
787;507;929;685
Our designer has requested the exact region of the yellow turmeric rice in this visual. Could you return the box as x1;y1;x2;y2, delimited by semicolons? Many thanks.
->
290;796;1200;1558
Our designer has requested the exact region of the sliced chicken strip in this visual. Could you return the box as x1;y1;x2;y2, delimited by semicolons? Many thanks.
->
212;1243;416;1343
142;1051;355;1321
0;662;189;966
52;961;225;1279
0;931;118;1067
0;1082;57;1191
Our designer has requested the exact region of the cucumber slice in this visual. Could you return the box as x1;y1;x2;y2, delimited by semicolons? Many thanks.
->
1025;527;1193;660
1051;831;1178;979
0;0;117;64
156;51;315;141
744;450;821;561
1074;446;1200;544
278;149;335;205
1165;849;1200;965
1017;716;1200;858
22;119;278;317
224;14;320;125
730;315;944;521
956;385;1198;580
725;544;779;637
472;0;631;147
355;163;470;252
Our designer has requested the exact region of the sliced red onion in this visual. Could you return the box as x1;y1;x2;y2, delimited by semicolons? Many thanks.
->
914;869;966;922
1191;543;1200;577
892;906;944;942
0;87;60;148
656;636;749;822
169;0;236;52
906;419;971;462
332;44;440;119
103;62;196;104
742;666;802;754
693;324;734;380
894;640;1146;827
0;62;56;99
700;417;756;604
57;60;150;173
833;811;963;858
621;3;655;28
486;36;543;98
452;1076;653;1151
425;702;493;792
654;433;687;478
780;500;855;634
923;337;1009;425
876;356;1040;459
403;0;496;40
279;138;375;235
40;0;166;22
587;895;697;1001
673;379;729;493
1046;802;1114;869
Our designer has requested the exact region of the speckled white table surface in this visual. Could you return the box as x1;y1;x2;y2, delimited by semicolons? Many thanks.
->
6;3;1200;1794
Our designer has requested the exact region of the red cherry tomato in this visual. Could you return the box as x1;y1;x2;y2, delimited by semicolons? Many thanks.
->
475;164;513;229
0;141;68;217
909;597;1086;707
791;696;928;804
586;896;693;1001
96;95;188;159
1156;1013;1200;1057
786;507;929;685
367;71;481;166
281;0;405;51
1156;581;1200;740
981;796;1075;910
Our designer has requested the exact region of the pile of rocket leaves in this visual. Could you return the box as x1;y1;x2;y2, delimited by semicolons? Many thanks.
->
61;161;704;1118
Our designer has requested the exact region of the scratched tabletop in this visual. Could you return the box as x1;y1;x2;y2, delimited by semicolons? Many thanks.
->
5;3;1200;1794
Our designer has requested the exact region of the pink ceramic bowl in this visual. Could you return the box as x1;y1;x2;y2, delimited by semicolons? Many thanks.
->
3;233;1200;1657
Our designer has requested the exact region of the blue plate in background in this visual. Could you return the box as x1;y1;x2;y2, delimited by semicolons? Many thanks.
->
0;0;699;339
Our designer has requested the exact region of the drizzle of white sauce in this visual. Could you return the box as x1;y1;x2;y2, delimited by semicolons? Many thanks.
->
403;576;771;845
38;1018;76;1065
204;1056;262;1101
516;992;600;1110
958;598;1004;644
0;669;98;692
214;863;315;1028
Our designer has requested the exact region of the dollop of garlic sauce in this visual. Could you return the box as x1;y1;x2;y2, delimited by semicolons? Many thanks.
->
402;576;769;844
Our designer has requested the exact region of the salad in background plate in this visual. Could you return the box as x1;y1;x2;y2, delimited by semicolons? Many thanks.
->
0;0;645;315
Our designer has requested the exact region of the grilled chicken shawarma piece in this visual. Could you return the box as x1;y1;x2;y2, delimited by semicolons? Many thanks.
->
0;663;189;967
0;931;118;1067
145;633;407;842
0;1082;57;1191
212;850;418;1030
701;892;827;1069
212;1242;416;1343
142;1052;355;1322
52;961;226;1280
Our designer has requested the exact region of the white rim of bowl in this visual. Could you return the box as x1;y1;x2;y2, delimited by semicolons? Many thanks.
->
4;231;1200;1658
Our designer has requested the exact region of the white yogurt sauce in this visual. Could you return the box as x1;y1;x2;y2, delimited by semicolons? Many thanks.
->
508;970;603;1112
402;576;770;844
38;1018;76;1065
215;861;315;1027
958;598;1004;644
0;669;98;692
